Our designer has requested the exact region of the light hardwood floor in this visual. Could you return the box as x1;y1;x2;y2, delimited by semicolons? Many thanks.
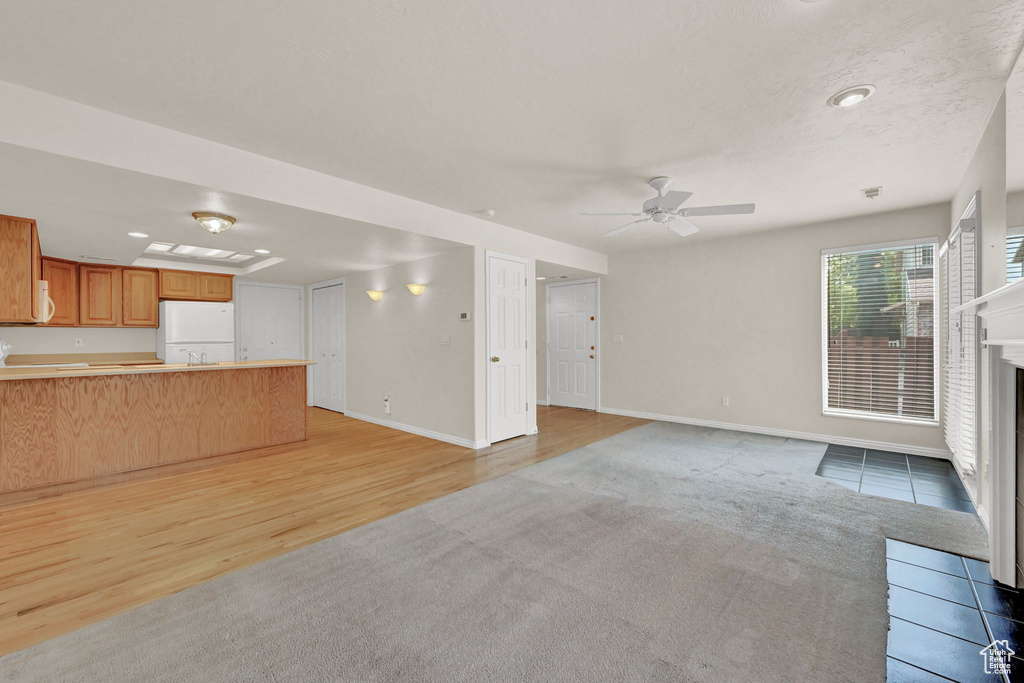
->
0;406;648;655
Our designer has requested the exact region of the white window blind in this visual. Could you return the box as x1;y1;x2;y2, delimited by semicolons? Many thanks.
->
822;239;938;424
1008;227;1024;283
941;221;978;474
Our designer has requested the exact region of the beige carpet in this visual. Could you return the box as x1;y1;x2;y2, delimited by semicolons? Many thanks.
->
0;422;987;682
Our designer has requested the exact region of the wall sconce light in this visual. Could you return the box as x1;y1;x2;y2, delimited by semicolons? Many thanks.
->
406;284;426;296
366;290;383;301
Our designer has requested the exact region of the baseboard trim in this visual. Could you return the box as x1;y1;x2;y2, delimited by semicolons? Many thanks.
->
597;407;953;461
345;412;479;450
536;400;550;406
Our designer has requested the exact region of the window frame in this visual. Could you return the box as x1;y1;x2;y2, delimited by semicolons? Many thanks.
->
820;236;941;426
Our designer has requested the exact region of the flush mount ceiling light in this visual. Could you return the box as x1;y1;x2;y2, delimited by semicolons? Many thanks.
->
128;232;149;238
254;249;270;254
406;284;426;296
827;85;875;108
536;276;546;280
366;290;383;301
192;211;236;234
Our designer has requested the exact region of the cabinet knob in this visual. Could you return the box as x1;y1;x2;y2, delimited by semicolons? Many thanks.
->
589;354;594;359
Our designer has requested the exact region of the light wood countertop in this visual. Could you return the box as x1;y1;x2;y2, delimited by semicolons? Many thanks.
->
0;359;314;381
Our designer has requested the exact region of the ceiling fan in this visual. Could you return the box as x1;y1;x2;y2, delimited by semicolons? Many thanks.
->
581;177;755;238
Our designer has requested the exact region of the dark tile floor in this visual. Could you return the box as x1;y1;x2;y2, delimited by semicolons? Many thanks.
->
886;539;1024;682
816;444;976;513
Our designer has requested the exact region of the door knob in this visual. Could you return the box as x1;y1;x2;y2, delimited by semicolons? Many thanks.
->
491;356;500;362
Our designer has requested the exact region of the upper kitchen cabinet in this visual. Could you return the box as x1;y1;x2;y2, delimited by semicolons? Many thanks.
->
198;273;233;301
79;265;122;326
122;268;159;327
159;269;198;300
41;257;79;326
0;215;44;324
159;269;233;302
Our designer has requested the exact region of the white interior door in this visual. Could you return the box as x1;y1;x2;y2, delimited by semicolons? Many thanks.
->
548;281;598;410
237;283;303;361
312;283;345;413
487;252;529;443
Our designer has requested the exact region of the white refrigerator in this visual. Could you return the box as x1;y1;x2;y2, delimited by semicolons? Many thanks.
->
156;301;235;363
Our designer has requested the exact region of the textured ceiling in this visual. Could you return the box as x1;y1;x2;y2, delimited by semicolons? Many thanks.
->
0;144;462;284
0;0;1022;252
1008;52;1024;194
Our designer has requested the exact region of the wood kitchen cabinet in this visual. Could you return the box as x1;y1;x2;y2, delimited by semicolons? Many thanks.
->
0;215;43;324
198;273;233;301
79;265;122;327
159;269;198;299
159;269;233;302
41;257;78;326
122;268;159;327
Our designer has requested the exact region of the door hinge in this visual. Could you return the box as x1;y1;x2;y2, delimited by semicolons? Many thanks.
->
526;402;529;410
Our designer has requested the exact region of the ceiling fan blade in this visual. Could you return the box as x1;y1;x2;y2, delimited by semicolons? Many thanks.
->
580;212;645;216
603;217;650;237
642;190;693;213
681;203;755;217
660;190;693;211
667;218;700;238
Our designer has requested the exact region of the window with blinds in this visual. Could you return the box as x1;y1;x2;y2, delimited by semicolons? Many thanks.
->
941;220;978;474
1008;228;1024;283
822;239;938;424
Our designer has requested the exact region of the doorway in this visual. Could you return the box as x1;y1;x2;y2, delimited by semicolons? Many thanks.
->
310;281;346;413
486;251;529;443
235;282;303;362
546;279;598;410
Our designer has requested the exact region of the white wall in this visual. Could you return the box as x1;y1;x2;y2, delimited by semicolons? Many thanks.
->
951;93;1008;517
599;203;951;453
0;326;155;355
1008;189;1024;227
347;248;477;444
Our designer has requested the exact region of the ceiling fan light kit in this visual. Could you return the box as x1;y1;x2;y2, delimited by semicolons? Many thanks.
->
581;177;755;239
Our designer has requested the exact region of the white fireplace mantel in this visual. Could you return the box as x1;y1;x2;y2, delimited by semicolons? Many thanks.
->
957;276;1024;586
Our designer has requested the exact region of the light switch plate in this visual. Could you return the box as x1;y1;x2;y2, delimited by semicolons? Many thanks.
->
613;334;624;343
459;312;471;321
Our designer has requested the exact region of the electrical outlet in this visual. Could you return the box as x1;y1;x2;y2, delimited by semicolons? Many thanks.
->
74;337;84;348
439;335;451;346
721;396;730;407
384;393;391;416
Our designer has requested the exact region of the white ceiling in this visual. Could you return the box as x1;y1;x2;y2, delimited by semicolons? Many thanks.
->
0;1;1022;253
1008;52;1024;194
0;143;463;284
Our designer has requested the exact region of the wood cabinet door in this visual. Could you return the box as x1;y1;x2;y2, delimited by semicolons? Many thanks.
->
0;215;38;323
199;273;233;301
42;258;79;326
79;265;122;326
122;268;159;327
159;269;199;299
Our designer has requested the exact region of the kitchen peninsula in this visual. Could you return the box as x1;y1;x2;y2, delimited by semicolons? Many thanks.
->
0;360;313;492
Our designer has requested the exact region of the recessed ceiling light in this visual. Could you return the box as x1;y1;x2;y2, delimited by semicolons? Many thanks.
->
128;232;149;238
254;249;270;254
536;276;546;280
827;85;875;108
192;211;236;234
